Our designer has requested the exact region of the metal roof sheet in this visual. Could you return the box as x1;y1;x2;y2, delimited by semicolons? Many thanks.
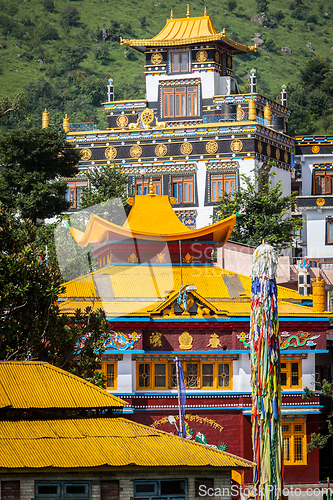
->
59;266;319;318
0;362;125;409
0;418;253;469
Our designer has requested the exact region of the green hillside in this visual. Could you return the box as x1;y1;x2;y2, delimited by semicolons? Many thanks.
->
0;0;332;132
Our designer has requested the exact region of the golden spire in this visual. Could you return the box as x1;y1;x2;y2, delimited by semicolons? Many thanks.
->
42;108;49;128
204;6;207;15
149;178;154;195
63;114;70;134
264;102;271;123
186;3;190;17
170;9;173;19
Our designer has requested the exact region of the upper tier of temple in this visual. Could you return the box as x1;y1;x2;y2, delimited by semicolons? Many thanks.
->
120;10;256;53
70;193;236;247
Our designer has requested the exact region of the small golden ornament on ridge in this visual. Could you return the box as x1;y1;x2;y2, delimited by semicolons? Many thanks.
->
130;145;142;158
155;144;167;157
196;50;208;62
80;148;92;161
230;139;243;153
206;141;218;154
116;115;128;128
207;333;222;349
151;53;163;65
105;147;117;160
180;142;193;155
179;331;193;350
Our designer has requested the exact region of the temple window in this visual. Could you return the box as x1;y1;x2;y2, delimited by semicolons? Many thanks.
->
162;86;199;118
133;177;162;195
35;482;90;499
282;419;307;465
137;362;168;389
280;359;302;389
65;181;88;209
326;216;333;244
134;480;186;499
313;167;333;195
171;51;189;73
172;175;194;204
210;173;236;201
102;362;117;389
136;360;232;390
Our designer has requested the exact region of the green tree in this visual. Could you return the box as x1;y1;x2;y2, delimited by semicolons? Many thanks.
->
299;56;331;90
60;4;80;27
213;167;300;252
0;126;80;222
227;0;237;12
81;164;128;209
257;0;269;12
0;206;109;386
0;92;27;125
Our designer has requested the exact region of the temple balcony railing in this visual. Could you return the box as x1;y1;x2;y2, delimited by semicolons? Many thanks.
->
69;122;97;132
213;93;291;118
203;113;241;123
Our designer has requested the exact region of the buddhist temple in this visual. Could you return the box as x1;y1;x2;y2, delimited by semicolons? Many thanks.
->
61;8;293;229
59;191;332;489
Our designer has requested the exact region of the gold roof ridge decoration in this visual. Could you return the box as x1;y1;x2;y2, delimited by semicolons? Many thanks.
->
120;12;256;53
0;417;254;469
0;361;126;409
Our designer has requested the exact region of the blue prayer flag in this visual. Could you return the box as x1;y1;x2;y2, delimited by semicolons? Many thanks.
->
175;359;186;438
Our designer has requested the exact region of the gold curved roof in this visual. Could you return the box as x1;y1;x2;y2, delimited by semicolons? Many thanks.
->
120;15;256;53
70;194;236;247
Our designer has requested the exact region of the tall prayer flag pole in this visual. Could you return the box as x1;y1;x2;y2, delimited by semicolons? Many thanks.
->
175;358;186;438
250;243;283;499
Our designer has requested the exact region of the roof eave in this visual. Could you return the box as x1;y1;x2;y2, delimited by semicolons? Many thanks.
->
120;35;256;54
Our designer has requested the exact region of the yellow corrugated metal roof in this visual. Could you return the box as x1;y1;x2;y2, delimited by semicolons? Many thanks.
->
120;15;256;53
0;418;253;469
59;299;160;316
0;362;125;409
62;265;308;301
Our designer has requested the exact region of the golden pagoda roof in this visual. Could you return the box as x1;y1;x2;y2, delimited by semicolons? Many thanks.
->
70;194;236;247
0;417;253;470
0;362;125;409
58;265;325;318
120;13;256;53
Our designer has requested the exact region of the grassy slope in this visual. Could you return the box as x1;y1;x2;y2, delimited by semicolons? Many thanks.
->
0;0;332;127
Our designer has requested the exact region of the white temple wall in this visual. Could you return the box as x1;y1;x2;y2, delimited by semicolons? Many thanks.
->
116;353;133;393
233;353;251;392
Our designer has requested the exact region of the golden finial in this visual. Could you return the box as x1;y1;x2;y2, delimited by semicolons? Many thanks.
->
170;9;173;19
186;3;190;17
149;178;154;195
63;114;70;134
204;6;207;15
42;108;49;128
